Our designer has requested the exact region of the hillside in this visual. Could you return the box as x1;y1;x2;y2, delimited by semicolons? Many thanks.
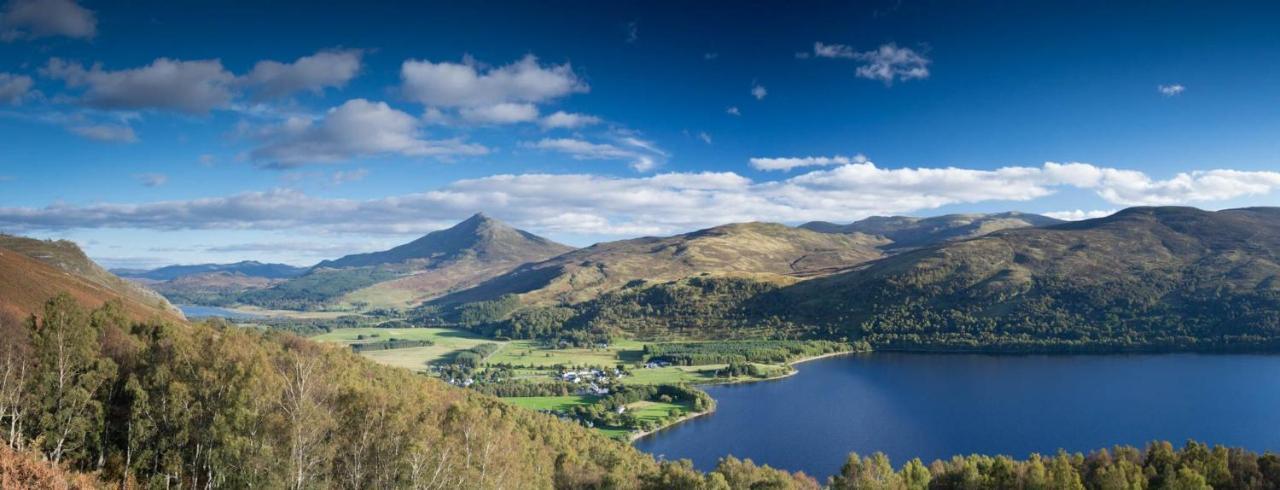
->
149;271;281;306
783;207;1280;351
433;222;889;308
0;234;183;322
239;213;575;310
801;211;1063;250
115;260;306;282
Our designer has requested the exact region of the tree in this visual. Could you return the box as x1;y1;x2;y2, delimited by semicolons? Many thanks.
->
29;294;116;465
0;311;32;450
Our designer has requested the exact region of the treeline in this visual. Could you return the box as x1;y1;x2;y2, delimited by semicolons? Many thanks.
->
452;342;502;368
237;267;400;310
349;338;434;352
643;340;854;366
0;293;696;489
826;441;1280;490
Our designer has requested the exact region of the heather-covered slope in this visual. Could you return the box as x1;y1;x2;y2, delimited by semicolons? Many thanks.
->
0;235;182;322
434;222;889;308
801;211;1063;250
238;214;575;310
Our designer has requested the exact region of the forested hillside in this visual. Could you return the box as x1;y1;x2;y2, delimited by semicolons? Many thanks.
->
785;207;1280;351
0;293;824;489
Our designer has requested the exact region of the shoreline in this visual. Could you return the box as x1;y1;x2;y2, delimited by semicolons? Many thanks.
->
628;349;861;443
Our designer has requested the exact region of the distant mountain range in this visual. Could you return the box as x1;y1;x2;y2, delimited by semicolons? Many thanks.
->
0;234;183;322
800;212;1063;250
115;260;307;282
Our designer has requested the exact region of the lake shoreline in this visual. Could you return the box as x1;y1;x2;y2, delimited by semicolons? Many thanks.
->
628;349;860;443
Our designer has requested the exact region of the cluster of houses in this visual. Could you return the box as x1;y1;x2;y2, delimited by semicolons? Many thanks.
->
643;360;673;369
559;367;627;396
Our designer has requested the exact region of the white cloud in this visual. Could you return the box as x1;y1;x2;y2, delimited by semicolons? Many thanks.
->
242;49;363;99
1044;209;1116;221
331;168;368;185
523;136;666;172
750;154;868;171
540;110;601;129
726;106;741;116
0;72;33;104
1158;84;1185;96
704;52;719;60
6;161;1278;238
400;54;587;108
250;98;488;167
135;173;168;187
44;57;236;114
625;21;638;43
809;42;931;85
698;132;712;144
458;102;539;124
0;0;95;41
69;123;137;143
751;83;767;100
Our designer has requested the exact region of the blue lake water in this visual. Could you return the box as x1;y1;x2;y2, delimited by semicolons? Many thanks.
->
178;304;262;319
633;352;1280;480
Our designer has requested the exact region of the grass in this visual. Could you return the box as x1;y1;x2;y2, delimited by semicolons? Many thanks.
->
314;327;501;371
626;400;694;424
486;338;647;367
503;395;600;412
621;365;722;385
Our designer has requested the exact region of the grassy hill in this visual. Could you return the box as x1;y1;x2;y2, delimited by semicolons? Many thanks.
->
236;214;575;310
433;222;888;309
0;234;183;322
783;207;1280;351
801;211;1063;250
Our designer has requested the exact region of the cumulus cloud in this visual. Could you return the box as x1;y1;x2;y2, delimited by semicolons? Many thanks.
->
400;54;586;108
1158;84;1185;96
5;161;1276;237
698;132;712;144
809;42;930;85
750;154;868;171
250;98;487;167
726;106;740;116
44;58;236;114
242;49;363;99
135;173;168;187
459;102;539;124
751;83;767;100
0;0;95;41
1044;209;1116;221
69;123;137;143
523;136;666;171
0;72;33;104
539;110;600;129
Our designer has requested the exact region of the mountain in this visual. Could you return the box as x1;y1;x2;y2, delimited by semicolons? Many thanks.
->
800;211;1064;250
783;207;1280;351
238;213;575;310
115;260;307;282
433;222;890;308
0;234;183;322
149;271;281;306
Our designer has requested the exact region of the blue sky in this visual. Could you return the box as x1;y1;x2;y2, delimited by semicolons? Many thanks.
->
2;0;1280;268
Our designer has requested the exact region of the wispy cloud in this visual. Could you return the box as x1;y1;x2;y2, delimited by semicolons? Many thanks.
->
69;123;137;143
807;42;931;85
134;173;168;187
4;161;1276;238
1158;84;1185;96
751;83;767;100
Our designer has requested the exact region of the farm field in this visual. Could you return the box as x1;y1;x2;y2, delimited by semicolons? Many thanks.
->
314;327;502;370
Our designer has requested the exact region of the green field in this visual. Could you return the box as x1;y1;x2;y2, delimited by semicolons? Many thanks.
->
485;338;647;367
626;400;694;423
503;395;600;412
314;327;501;371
